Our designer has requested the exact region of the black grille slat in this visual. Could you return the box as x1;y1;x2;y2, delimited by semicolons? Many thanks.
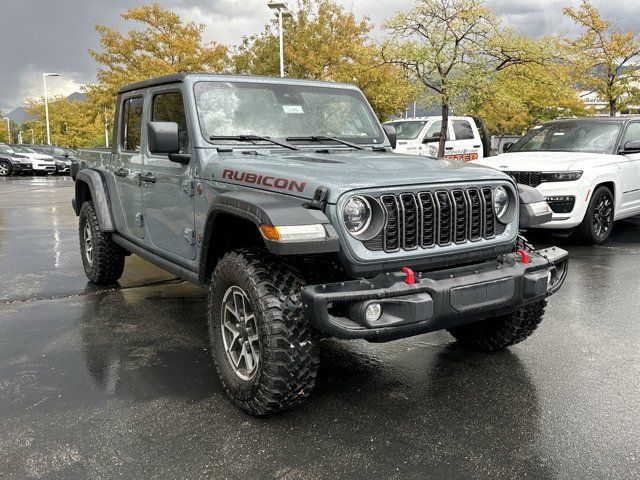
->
481;187;495;237
436;191;452;245
418;192;436;247
400;193;419;250
451;190;468;243
467;188;483;241
381;195;400;252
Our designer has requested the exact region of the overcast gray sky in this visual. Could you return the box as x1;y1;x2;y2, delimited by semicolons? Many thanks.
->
1;0;639;112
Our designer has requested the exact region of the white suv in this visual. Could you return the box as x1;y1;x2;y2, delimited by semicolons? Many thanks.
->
384;116;486;161
473;118;640;244
10;145;56;175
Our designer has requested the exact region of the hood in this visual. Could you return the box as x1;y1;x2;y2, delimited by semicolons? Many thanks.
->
474;151;619;171
22;153;55;162
206;150;510;203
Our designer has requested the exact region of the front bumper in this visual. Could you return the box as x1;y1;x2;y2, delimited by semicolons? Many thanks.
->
302;248;568;342
12;163;33;174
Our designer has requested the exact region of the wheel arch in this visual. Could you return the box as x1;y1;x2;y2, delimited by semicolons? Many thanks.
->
74;169;115;232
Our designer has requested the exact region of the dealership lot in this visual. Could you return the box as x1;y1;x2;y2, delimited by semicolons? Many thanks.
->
1;176;639;479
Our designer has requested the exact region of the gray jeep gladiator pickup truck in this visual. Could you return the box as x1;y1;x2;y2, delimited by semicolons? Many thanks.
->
72;73;568;415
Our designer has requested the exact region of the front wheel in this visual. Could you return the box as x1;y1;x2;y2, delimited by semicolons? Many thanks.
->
575;186;614;244
0;161;12;177
447;300;546;351
208;249;319;416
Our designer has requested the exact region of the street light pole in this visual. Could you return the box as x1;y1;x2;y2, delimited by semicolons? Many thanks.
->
267;2;292;77
4;118;10;143
43;72;61;146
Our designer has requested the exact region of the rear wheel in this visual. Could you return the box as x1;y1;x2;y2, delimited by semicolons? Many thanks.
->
0;161;12;177
79;201;126;284
208;249;319;416
575;186;614;244
447;300;546;351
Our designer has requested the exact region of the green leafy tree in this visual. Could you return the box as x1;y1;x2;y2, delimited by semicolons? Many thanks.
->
232;0;416;120
564;0;640;116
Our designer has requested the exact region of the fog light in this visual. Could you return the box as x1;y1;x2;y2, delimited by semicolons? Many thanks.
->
547;269;555;288
365;303;382;322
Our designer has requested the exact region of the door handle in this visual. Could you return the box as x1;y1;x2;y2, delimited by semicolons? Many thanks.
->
140;172;156;183
445;147;453;151
473;144;481;148
114;168;127;177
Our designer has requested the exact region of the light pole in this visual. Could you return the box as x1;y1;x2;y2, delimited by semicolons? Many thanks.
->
4;118;10;143
267;2;292;77
43;72;61;145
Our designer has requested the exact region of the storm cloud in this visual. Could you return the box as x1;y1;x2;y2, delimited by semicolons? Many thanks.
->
1;0;638;112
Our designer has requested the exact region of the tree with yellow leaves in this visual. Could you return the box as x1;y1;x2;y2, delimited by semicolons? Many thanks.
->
232;0;416;120
86;3;228;114
564;0;640;116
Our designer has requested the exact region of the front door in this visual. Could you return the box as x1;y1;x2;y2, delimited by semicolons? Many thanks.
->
618;121;640;215
114;95;144;239
421;120;455;157
142;88;196;260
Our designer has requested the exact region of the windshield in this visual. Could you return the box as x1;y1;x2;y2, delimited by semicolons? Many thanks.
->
511;121;622;154
385;121;427;140
194;81;384;146
12;146;36;153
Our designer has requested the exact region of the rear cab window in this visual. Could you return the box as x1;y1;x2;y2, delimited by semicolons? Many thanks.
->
120;97;144;153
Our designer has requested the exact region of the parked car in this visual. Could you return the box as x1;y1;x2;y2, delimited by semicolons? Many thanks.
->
72;73;567;415
473;117;640;244
384;116;489;160
0;143;33;176
27;144;76;174
9;145;56;175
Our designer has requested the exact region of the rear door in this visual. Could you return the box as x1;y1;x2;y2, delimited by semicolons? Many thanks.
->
141;87;196;260
617;121;640;214
448;119;483;161
113;95;145;239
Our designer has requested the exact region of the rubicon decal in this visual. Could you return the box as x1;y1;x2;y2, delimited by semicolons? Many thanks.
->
222;169;306;193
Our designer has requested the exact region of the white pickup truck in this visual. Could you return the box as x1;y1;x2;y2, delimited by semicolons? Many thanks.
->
384;116;488;161
474;117;640;244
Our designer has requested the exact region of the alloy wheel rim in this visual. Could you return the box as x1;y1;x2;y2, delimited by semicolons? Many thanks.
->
592;194;613;239
220;286;260;381
84;222;94;265
0;164;8;176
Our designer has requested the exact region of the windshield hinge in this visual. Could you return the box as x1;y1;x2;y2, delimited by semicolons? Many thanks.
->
135;213;144;227
304;186;329;211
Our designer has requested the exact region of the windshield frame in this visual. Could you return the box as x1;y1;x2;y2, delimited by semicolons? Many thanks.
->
193;80;386;149
509;120;625;155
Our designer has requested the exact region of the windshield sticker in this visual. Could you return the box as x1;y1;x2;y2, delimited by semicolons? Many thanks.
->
282;105;304;114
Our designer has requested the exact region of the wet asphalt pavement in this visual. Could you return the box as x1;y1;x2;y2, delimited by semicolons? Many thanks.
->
0;176;639;480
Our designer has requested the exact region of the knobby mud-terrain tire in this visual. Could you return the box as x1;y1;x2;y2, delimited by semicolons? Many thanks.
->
447;300;547;352
575;185;614;245
208;249;320;416
78;201;126;284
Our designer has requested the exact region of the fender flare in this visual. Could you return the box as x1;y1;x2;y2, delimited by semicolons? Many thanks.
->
198;190;339;284
73;169;116;232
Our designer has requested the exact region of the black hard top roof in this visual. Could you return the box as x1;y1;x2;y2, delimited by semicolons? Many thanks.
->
117;73;189;94
547;116;640;124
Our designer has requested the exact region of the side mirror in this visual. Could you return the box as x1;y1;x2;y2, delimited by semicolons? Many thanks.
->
518;184;553;228
147;121;180;155
423;135;440;144
620;140;640;154
503;142;514;152
383;124;397;149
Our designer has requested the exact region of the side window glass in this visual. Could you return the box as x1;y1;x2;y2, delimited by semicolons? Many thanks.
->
452;120;474;140
121;97;143;152
622;123;640;147
424;120;442;138
152;92;189;153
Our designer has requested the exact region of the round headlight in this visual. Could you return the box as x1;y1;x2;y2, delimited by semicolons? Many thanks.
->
343;195;372;234
493;186;510;222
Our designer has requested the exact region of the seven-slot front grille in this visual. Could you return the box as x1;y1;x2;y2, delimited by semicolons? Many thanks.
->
504;171;542;188
364;187;500;253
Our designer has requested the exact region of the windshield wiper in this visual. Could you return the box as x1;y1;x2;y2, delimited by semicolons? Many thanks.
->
209;135;299;151
285;135;365;150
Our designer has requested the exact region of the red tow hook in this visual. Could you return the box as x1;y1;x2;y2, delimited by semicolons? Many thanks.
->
402;266;415;285
516;249;530;264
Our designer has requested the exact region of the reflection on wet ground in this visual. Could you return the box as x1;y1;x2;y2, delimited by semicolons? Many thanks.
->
1;177;639;479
